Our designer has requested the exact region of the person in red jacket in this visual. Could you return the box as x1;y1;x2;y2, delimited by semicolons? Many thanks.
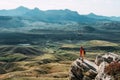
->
80;46;86;62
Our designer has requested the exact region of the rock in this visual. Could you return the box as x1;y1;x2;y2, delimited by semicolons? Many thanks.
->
95;54;104;66
95;53;120;80
95;62;112;80
95;53;120;66
69;53;120;80
69;58;97;80
0;67;6;74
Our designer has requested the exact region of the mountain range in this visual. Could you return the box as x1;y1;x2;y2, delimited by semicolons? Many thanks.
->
0;6;120;31
0;6;120;23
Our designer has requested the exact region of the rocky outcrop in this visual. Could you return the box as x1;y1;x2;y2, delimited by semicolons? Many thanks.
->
0;67;6;74
69;53;120;80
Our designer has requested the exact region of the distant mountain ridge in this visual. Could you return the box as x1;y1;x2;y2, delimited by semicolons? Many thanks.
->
0;6;29;16
0;7;99;23
86;13;120;21
23;8;100;23
0;6;120;23
0;6;120;30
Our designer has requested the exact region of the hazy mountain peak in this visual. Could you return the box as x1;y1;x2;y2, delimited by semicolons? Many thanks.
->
15;6;29;10
88;13;97;16
33;7;40;11
0;6;29;16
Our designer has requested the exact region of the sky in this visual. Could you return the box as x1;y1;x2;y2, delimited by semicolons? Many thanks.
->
0;0;120;16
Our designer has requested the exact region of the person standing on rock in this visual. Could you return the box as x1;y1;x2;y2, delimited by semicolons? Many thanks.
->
80;46;86;62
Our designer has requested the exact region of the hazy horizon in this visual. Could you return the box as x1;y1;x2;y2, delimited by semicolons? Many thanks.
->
0;0;120;17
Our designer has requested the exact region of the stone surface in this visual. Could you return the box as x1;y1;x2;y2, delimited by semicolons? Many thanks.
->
69;58;97;80
69;53;120;80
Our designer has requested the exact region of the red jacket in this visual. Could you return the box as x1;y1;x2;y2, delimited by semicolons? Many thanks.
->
80;47;85;57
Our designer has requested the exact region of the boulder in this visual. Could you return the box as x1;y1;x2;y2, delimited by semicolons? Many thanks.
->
0;67;6;74
69;57;97;80
69;53;120;80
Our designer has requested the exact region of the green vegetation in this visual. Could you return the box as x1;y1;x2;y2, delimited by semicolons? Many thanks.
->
0;54;27;62
0;39;120;80
0;6;120;80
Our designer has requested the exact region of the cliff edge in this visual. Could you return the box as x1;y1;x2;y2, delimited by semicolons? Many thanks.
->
69;53;120;80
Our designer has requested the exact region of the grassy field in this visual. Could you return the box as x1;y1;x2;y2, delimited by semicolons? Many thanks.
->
0;40;120;80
